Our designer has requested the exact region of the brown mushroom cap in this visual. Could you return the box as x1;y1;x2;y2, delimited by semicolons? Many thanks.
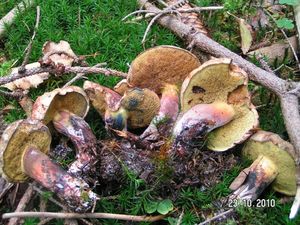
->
180;58;259;151
31;86;89;125
127;45;201;94
113;79;132;95
242;130;296;196
83;81;122;118
121;88;160;128
0;119;51;182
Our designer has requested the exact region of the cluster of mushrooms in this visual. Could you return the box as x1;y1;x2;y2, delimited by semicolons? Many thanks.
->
0;45;297;213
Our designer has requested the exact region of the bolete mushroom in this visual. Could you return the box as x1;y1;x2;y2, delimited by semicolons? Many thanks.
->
115;87;160;129
180;58;259;151
83;81;122;119
229;130;296;202
172;102;235;153
31;86;98;181
140;84;179;141
127;45;201;94
0;119;97;212
84;81;160;130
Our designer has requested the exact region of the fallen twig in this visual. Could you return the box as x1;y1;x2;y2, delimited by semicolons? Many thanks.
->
8;186;35;225
19;6;41;73
2;212;166;222
0;65;127;86
136;0;300;219
197;209;234;225
0;0;35;37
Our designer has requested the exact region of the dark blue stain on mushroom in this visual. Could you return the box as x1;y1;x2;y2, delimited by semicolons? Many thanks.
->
192;86;206;93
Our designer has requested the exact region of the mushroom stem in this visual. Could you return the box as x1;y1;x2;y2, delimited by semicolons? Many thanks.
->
229;155;278;202
22;147;98;212
141;84;179;141
53;110;99;182
172;102;235;155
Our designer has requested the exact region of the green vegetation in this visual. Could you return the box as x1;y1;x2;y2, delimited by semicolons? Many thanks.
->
1;0;300;224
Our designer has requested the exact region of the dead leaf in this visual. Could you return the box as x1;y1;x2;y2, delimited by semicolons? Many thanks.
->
248;35;298;63
42;40;77;66
239;18;253;54
2;62;49;91
2;40;78;91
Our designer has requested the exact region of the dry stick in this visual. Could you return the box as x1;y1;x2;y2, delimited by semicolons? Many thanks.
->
197;209;234;225
0;0;35;37
19;5;41;73
0;66;127;86
2;212;166;222
137;0;300;218
122;6;223;21
63;63;107;88
8;186;35;225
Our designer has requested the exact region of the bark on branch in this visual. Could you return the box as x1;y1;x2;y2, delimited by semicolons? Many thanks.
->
0;65;127;86
137;0;300;218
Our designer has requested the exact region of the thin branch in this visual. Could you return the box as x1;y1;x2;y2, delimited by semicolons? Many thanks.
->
0;65;127;86
197;209;234;225
122;6;223;21
19;6;41;73
8;186;35;225
32;185;65;210
2;212;166;222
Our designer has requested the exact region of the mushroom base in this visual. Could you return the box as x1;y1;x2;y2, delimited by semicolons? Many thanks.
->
22;147;98;212
228;155;278;202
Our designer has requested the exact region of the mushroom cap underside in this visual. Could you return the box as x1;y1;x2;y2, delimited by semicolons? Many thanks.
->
0;119;51;182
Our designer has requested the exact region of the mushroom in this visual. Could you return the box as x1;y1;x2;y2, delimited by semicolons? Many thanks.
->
31;86;98;181
127;45;201;94
83;81;122;119
0;119;97;212
84;81;160;130
229;130;296;202
115;87;160;129
172;102;235;153
140;84;179;141
180;58;259;151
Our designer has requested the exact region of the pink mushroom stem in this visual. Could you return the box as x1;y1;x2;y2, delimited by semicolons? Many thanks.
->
22;147;98;212
140;84;179;141
53;110;98;182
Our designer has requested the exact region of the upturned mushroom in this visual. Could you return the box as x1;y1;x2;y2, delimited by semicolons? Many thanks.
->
115;87;160;129
127;45;201;94
84;81;160;130
181;58;259;151
0;119;97;212
83;81;122;119
140;84;179;141
172;102;235;153
31;86;98;181
229;130;296;202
